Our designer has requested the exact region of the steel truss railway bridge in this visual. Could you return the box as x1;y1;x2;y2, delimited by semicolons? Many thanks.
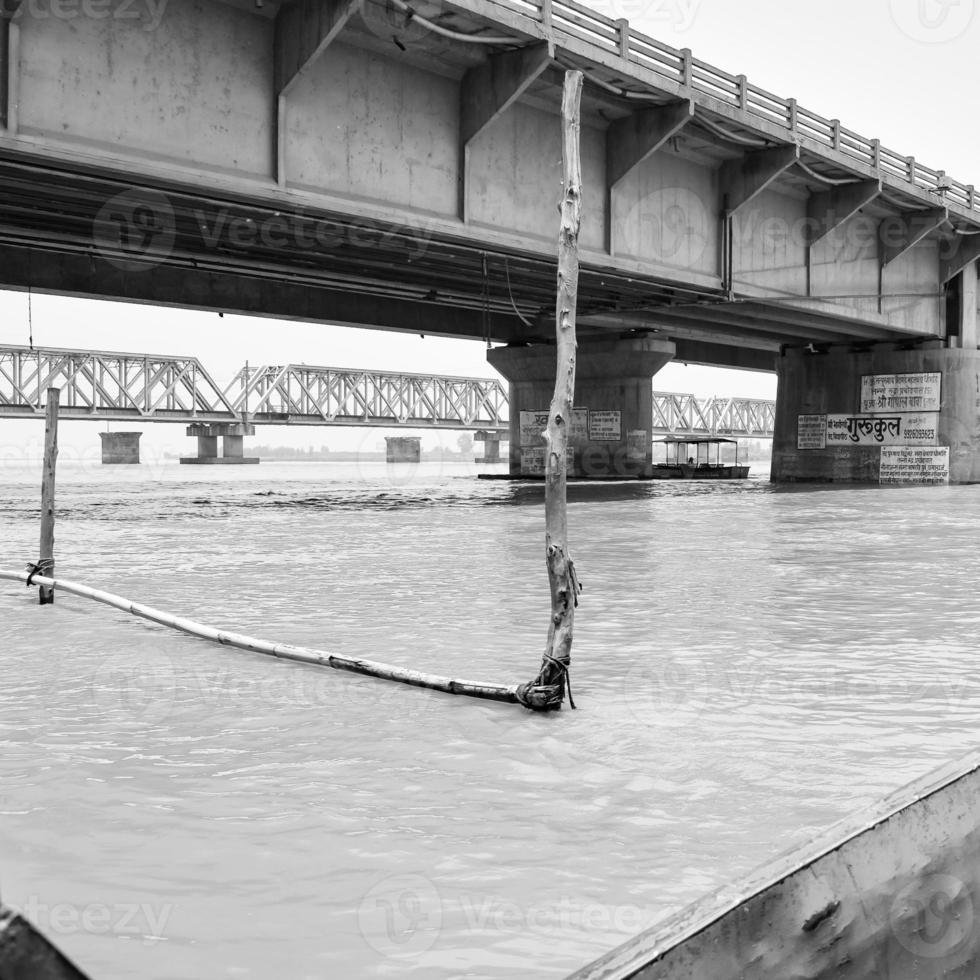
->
0;344;775;439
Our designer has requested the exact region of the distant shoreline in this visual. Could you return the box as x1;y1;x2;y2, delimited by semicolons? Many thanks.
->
160;450;482;462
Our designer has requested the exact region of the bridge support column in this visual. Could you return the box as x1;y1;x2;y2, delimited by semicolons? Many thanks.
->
99;431;141;464
474;429;504;463
488;336;675;479
385;436;421;463
181;423;259;465
772;342;980;485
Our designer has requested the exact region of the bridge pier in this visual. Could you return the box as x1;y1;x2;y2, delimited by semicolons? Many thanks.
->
474;430;505;463
385;436;421;463
772;342;980;485
180;423;259;465
488;337;675;479
99;431;141;464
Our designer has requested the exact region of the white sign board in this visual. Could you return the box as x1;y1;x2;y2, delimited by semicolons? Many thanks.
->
627;429;648;460
860;373;942;413
797;415;827;450
589;410;622;442
826;413;939;446
879;447;950;485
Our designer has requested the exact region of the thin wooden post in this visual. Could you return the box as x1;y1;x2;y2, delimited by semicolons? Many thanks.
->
38;387;59;605
516;70;584;713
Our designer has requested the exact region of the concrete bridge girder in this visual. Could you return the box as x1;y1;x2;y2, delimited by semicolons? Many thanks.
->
0;0;976;361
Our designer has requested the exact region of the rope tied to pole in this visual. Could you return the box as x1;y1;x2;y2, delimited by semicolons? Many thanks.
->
24;558;53;587
515;654;577;711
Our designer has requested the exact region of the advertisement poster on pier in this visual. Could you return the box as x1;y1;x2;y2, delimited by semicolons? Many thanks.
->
797;415;827;450
860;373;942;413
588;410;622;442
520;447;575;476
825;413;939;446
519;409;588;446
879;447;950;485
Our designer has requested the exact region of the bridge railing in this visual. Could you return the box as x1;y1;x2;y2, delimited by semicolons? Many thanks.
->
474;0;977;213
651;391;776;437
225;365;510;430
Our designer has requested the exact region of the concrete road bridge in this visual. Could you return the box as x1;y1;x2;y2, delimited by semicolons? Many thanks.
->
1;0;978;479
0;343;774;461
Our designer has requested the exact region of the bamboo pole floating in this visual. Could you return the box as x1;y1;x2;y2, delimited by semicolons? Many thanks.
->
38;387;60;605
516;70;584;712
0;569;523;704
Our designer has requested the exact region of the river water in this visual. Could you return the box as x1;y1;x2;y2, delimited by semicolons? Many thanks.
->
2;457;980;979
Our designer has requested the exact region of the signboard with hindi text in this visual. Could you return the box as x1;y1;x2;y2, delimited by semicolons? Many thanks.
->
826;413;939;447
879;447;950;485
519;411;550;447
520;409;589;446
627;429;648;460
860;373;942;413
589;410;622;441
797;415;827;450
520;446;575;476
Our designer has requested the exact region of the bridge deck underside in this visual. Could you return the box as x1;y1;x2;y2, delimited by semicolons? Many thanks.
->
0;0;971;365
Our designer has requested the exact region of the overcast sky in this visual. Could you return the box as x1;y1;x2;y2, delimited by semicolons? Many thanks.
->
1;0;973;456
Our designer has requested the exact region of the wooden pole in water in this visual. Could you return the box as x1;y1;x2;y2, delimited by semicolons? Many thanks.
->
517;70;584;712
38;387;59;605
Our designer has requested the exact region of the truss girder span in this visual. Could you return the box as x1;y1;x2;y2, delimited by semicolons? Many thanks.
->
0;345;237;423
228;365;510;429
651;392;776;437
0;346;774;435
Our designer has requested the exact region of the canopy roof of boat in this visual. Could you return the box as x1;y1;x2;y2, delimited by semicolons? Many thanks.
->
656;436;739;445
